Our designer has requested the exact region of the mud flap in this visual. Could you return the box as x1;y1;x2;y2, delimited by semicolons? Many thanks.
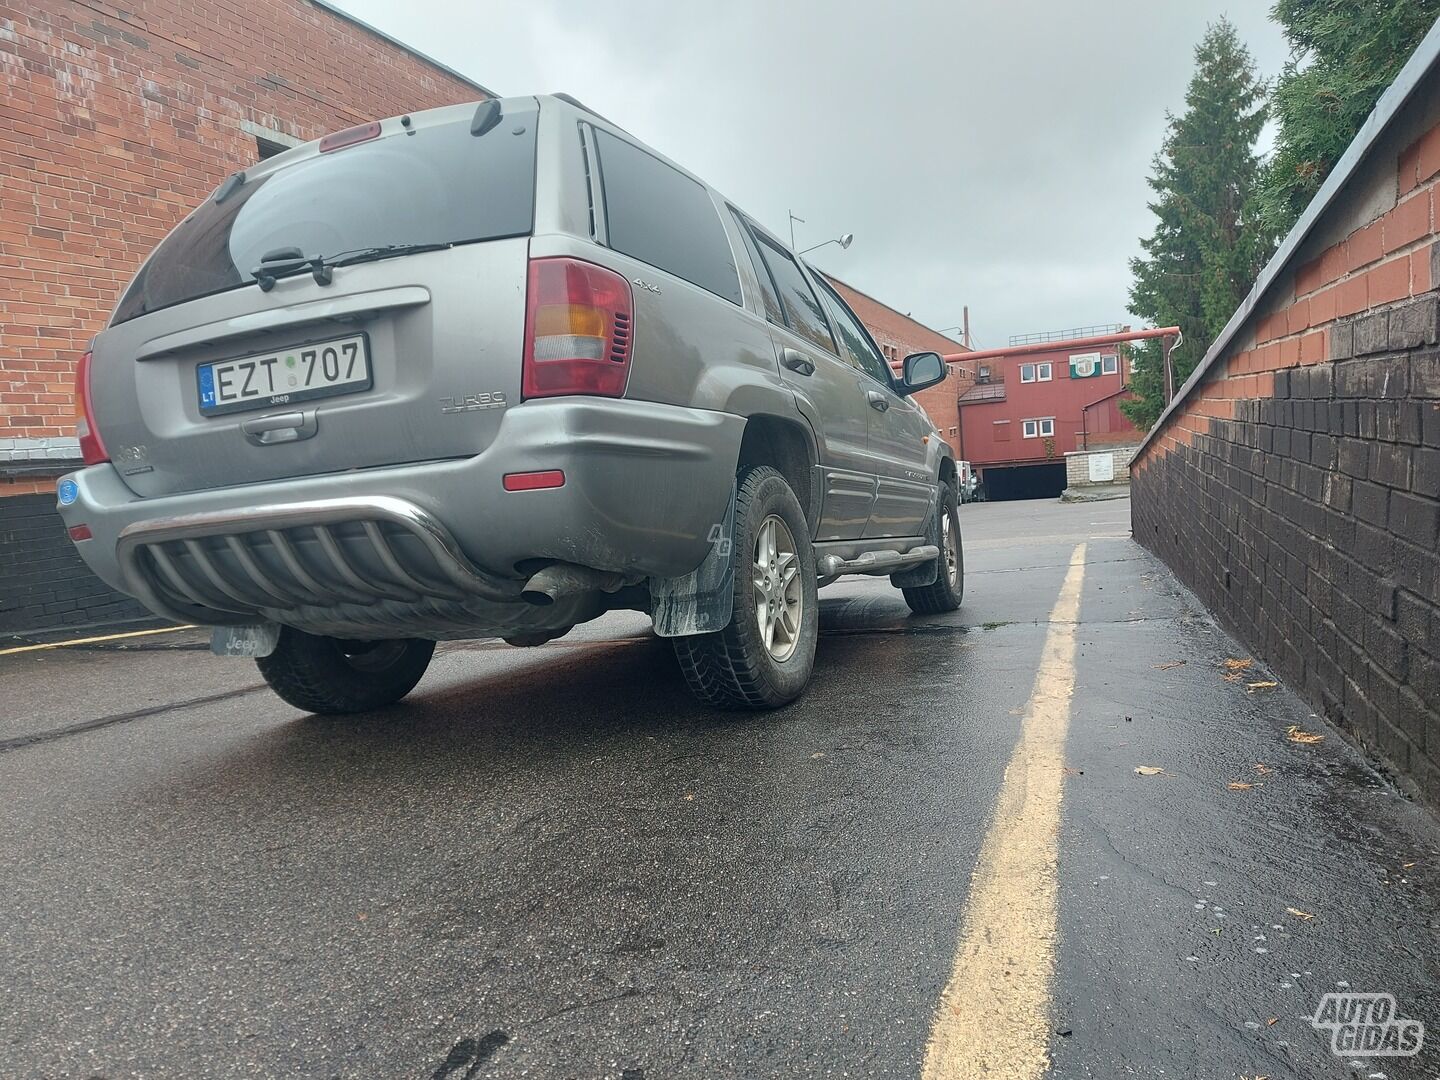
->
890;485;941;588
649;486;736;638
211;623;280;657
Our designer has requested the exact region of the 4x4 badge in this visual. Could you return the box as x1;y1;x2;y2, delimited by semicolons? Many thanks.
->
632;278;660;293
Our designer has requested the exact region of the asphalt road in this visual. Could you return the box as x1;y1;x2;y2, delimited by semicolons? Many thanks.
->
2;497;1437;1080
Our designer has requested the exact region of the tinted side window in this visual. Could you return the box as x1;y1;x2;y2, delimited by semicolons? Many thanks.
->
728;209;784;325
814;276;893;387
592;129;741;304
749;230;836;353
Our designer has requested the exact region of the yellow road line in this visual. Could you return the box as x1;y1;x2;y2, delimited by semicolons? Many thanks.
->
922;543;1087;1079
0;625;196;657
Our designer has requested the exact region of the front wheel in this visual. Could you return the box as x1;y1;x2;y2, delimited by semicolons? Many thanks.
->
673;465;819;709
257;628;435;714
901;485;963;614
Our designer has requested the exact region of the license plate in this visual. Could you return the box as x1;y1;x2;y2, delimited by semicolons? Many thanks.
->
197;334;372;416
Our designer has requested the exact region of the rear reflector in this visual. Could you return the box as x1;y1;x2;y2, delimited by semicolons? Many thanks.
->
522;258;633;399
67;524;93;542
319;121;382;153
503;470;566;491
74;349;108;465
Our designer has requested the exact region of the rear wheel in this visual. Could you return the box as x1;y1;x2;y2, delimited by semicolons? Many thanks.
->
902;484;963;614
674;465;818;709
257;628;435;714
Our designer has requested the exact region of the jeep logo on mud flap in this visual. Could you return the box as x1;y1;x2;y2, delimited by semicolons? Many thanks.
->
439;391;507;414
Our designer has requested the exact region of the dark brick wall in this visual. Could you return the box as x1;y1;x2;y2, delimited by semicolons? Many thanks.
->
1132;295;1440;806
0;494;150;633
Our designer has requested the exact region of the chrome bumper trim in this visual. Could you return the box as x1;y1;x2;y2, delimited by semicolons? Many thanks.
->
115;495;521;627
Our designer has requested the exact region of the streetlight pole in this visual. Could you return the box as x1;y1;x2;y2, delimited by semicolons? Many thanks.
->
798;233;854;256
788;210;805;251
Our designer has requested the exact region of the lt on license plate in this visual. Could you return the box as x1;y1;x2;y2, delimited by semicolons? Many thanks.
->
197;333;371;416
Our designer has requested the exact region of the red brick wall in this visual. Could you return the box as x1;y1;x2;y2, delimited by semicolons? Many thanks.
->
1131;96;1440;806
823;275;967;446
0;0;486;453
1137;123;1438;463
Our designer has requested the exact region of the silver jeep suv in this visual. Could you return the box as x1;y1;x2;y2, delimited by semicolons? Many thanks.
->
60;94;962;712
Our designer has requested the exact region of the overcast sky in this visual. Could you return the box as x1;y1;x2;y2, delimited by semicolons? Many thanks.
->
335;0;1289;349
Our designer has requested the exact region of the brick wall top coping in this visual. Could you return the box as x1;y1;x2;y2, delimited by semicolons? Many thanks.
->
1134;18;1440;459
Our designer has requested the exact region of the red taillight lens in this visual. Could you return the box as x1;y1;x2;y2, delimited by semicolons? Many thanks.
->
319;121;382;153
522;258;633;399
75;349;108;465
68;524;93;542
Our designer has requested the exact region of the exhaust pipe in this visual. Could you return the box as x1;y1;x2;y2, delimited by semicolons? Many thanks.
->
521;563;633;606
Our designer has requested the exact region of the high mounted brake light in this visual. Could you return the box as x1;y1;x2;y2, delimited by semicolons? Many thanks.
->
522;258;634;399
75;348;108;465
319;121;382;153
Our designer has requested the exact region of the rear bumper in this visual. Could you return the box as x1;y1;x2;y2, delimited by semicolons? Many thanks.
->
59;398;744;632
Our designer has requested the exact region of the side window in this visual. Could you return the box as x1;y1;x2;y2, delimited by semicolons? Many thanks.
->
747;228;836;353
814;275;893;387
728;209;784;325
1020;363;1036;383
591;128;741;304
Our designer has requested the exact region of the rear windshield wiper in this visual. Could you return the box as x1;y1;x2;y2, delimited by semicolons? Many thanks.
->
327;242;452;268
252;243;451;291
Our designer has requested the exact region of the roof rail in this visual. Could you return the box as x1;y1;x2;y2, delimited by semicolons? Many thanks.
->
551;92;625;131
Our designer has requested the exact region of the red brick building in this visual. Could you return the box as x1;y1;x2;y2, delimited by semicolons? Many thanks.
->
952;328;1143;499
0;0;491;630
823;275;968;443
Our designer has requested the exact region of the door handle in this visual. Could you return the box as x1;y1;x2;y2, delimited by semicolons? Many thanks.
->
781;348;815;376
867;390;889;412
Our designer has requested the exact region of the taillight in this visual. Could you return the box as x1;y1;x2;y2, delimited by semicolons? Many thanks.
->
522;258;633;399
75;349;108;465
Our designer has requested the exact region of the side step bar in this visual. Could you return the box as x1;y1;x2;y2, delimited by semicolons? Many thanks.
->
818;545;938;578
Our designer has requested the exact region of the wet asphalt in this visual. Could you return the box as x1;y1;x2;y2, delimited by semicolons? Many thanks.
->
1;497;1437;1080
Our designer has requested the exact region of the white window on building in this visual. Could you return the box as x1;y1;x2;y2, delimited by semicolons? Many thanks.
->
1101;354;1119;375
1022;419;1037;438
1020;363;1036;383
1037;361;1053;381
1039;417;1055;436
1022;417;1055;438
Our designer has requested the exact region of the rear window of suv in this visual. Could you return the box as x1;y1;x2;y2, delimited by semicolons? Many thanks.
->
591;128;742;304
112;103;539;325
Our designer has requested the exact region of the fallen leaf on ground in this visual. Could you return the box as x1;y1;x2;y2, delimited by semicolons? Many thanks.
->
1134;765;1165;776
1063;766;1082;776
1228;781;1255;790
1285;907;1315;920
1266;1017;1278;1026
1286;726;1325;745
1153;660;1186;670
1254;763;1273;775
1403;862;1416;869
1223;658;1254;671
1247;681;1278;691
810;751;826;759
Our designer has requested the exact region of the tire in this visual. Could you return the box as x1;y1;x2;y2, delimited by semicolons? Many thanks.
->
673;465;819;709
256;627;435;715
902;484;964;614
